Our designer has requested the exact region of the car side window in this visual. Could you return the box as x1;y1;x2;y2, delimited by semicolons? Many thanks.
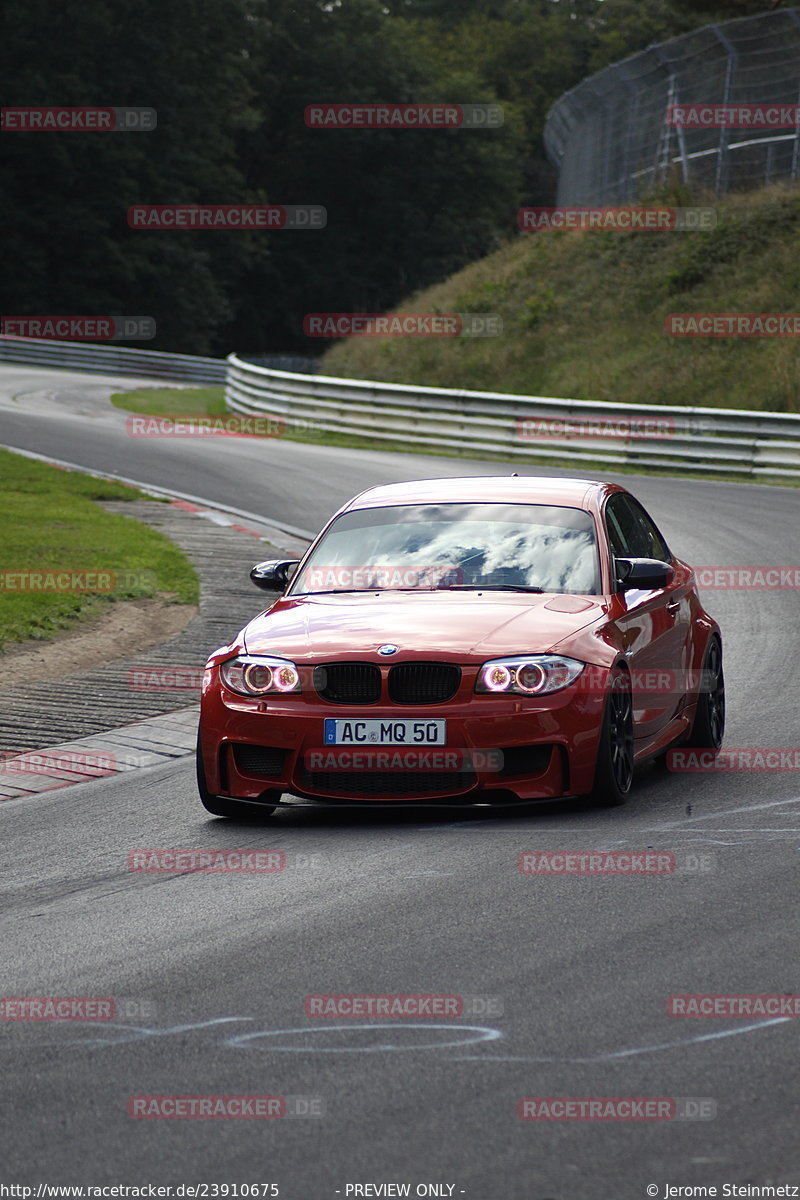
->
605;494;670;561
605;494;642;557
605;505;628;558
626;497;670;561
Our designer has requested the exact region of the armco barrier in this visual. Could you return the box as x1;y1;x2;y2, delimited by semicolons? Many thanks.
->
226;353;800;481
1;335;798;480
0;335;226;384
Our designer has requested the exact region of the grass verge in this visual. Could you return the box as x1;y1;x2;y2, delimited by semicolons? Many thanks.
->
0;449;199;651
109;386;228;417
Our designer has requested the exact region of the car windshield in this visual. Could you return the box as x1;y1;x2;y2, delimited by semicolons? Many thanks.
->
289;502;600;595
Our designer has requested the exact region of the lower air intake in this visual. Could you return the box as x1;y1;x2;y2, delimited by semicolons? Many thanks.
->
232;743;288;778
299;769;475;798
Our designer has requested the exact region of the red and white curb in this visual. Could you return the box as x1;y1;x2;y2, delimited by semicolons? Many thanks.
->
0;707;199;801
0;445;311;801
168;498;269;540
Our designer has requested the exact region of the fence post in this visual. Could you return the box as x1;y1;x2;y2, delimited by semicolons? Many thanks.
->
788;10;800;181
612;65;639;202
710;25;738;197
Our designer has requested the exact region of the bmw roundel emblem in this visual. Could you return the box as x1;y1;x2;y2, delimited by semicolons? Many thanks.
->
377;644;399;656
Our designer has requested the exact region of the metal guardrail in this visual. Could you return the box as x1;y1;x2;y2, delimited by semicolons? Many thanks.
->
226;353;800;481
1;335;797;480
0;335;226;383
240;354;318;375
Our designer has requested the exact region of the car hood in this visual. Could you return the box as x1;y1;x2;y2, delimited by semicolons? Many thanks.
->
242;591;606;662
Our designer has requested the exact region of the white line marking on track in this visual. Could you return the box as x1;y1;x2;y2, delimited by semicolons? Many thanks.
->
454;1017;793;1063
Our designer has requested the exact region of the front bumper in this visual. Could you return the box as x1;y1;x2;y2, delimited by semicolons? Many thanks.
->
199;672;609;804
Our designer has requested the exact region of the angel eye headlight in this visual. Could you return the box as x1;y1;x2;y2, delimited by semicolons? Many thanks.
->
272;663;301;692
243;663;273;693
515;662;547;694
484;664;513;692
476;655;584;696
220;656;301;696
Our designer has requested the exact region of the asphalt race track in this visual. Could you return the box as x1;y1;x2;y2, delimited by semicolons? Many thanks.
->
2;365;799;1198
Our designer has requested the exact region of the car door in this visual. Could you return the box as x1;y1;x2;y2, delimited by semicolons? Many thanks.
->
604;492;692;740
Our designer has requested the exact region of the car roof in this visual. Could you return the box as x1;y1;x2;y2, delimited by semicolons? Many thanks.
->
343;476;621;513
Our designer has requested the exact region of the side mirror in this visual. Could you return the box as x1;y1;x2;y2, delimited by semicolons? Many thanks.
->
615;557;673;591
250;559;300;592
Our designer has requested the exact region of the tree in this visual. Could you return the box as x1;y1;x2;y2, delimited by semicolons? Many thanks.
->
0;0;264;352
2;0;782;356
669;0;786;16
225;0;524;352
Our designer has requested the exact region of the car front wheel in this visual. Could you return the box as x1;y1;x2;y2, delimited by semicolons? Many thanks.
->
588;667;634;807
686;637;725;750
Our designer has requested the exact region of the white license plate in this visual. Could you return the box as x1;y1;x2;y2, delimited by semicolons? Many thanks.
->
324;718;446;746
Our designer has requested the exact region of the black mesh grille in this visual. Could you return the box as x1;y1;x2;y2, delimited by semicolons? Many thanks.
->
232;743;288;778
498;745;554;776
314;662;382;704
388;662;461;704
300;769;475;798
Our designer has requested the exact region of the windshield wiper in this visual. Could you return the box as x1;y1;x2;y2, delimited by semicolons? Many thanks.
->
298;584;545;595
438;584;545;593
300;588;435;595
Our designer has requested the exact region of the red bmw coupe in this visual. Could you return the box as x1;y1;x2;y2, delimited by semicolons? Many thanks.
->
197;476;724;816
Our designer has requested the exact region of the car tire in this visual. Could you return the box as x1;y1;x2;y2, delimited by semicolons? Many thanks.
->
685;637;725;750
196;733;278;818
588;667;634;807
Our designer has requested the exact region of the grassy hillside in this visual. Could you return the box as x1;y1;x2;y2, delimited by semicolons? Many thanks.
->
319;186;800;412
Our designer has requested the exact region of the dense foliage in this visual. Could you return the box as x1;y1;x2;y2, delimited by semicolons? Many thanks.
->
1;0;782;354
